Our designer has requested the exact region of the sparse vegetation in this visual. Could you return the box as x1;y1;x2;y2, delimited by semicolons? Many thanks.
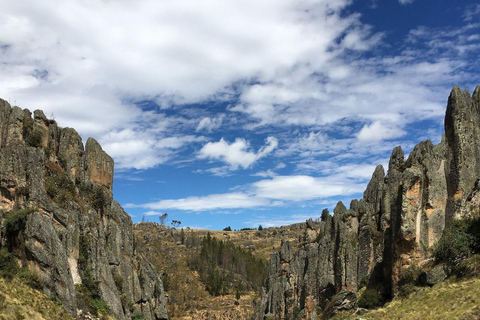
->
78;233;109;316
188;233;267;296
0;248;19;280
3;208;35;239
23;118;43;148
433;217;480;267
332;277;480;320
0;277;73;320
45;173;75;204
357;287;383;309
133;223;298;318
159;213;168;225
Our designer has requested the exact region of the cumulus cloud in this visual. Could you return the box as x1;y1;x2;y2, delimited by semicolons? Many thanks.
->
198;136;278;169
100;128;206;169
357;121;406;142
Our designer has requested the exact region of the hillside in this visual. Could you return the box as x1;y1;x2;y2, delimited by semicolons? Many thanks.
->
133;222;308;319
0;277;74;320
332;274;480;320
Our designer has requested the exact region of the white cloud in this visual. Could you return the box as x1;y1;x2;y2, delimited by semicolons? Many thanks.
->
0;0;478;179
101;128;206;169
196;115;225;132
253;175;364;201
198;136;278;169
127;193;271;211
128;174;366;211
357;121;406;142
399;0;414;5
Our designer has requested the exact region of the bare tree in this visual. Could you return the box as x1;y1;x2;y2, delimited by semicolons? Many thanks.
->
159;213;168;225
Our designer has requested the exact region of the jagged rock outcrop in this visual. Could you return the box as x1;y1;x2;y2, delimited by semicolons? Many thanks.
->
256;86;480;319
0;99;168;320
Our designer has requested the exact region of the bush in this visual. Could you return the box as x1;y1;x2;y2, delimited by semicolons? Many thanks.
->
132;312;144;320
0;248;19;280
25;129;43;147
223;226;232;231
45;174;75;201
113;272;123;292
433;218;478;266
454;254;480;278
161;272;170;291
400;264;422;285
357;288;383;309
3;208;35;238
18;267;42;290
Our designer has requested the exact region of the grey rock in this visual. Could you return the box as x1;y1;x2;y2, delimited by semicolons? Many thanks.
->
420;265;449;286
0;99;168;319
255;86;480;319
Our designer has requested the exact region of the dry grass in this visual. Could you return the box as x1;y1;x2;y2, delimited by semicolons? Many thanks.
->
0;277;73;320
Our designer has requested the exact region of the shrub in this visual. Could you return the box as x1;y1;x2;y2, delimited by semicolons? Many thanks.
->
25;129;43;147
161;272;170;291
400;264;422;285
113;272;123;292
45;174;75;201
0;248;19;280
132;312;144;320
357;288;383;309
397;283;416;299
18;267;42;290
223;226;232;231
433;218;478;266
454;254;480;278
3;208;35;238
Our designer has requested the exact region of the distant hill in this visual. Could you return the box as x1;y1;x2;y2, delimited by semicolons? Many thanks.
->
133;222;308;319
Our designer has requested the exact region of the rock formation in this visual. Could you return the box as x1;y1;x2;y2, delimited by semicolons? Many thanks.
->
255;85;480;319
0;99;168;320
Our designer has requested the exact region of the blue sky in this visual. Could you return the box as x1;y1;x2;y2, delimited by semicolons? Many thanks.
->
1;0;479;229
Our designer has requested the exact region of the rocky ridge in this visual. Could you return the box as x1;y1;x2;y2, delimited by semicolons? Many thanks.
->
0;99;168;320
255;86;480;319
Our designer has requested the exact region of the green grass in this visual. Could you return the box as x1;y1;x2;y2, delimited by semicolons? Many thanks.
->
331;276;480;320
0;277;73;320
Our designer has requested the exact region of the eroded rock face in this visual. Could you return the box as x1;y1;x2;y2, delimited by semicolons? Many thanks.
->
256;86;480;319
0;99;168;320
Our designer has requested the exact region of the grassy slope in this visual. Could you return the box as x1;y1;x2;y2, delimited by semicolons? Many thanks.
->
333;277;480;320
0;278;73;320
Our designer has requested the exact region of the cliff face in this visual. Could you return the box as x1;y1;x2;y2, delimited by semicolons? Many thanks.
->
256;86;480;319
0;100;168;320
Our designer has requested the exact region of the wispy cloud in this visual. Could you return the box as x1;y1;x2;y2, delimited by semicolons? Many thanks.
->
126;173;366;212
